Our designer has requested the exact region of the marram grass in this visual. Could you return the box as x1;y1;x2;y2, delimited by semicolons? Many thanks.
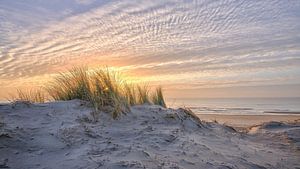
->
151;86;166;108
123;83;137;106
9;88;46;103
137;85;151;104
90;68;130;119
10;67;167;119
46;67;91;101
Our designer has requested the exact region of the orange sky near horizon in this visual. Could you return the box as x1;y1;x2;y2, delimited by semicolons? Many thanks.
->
0;0;300;100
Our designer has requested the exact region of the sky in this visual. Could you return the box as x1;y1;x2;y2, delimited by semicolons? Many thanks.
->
0;0;300;99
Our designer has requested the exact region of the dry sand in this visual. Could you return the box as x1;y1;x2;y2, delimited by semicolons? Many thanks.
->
0;100;299;169
197;114;300;128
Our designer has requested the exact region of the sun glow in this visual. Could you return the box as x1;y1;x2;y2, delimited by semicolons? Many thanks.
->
0;0;299;99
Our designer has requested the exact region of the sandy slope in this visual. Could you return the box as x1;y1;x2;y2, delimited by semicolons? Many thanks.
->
0;100;299;169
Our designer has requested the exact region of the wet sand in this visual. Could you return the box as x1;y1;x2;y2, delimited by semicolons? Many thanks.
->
197;114;300;128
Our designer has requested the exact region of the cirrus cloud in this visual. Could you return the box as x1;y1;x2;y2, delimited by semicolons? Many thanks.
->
0;0;300;98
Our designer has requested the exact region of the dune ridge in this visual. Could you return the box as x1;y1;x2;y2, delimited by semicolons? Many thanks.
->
0;100;299;168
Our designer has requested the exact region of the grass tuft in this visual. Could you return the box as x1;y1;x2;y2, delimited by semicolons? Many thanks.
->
136;85;150;104
180;107;203;126
46;67;135;119
123;83;137;106
151;86;166;108
46;67;91;101
9;89;46;103
9;66;167;120
91;68;130;119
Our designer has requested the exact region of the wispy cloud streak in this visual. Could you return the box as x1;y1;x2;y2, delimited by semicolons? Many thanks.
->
0;0;299;97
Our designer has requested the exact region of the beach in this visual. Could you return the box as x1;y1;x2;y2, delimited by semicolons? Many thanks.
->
168;97;300;128
197;114;300;128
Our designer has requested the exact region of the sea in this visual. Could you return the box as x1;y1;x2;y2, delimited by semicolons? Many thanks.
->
166;97;300;115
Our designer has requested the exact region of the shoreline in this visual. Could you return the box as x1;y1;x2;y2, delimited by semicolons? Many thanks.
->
197;113;300;128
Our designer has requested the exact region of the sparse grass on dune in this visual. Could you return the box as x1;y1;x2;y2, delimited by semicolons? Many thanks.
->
136;85;151;105
123;83;137;106
151;86;166;108
90;68;130;119
180;107;204;127
45;67;129;119
46;67;91;101
9;89;46;103
10;66;167;119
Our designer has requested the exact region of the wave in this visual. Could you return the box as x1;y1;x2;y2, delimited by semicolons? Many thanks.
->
263;111;300;115
186;106;300;115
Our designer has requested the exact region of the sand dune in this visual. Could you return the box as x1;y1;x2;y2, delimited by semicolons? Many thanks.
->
0;100;299;168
